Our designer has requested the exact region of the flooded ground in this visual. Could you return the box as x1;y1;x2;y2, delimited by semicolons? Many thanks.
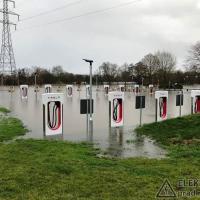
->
0;85;197;158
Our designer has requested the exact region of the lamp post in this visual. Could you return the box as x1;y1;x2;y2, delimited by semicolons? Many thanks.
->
34;73;37;88
141;77;144;92
83;59;93;135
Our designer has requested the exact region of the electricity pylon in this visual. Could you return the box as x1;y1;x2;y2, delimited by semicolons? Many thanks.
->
0;0;19;85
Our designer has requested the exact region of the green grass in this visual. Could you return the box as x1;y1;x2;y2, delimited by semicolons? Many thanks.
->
136;114;200;160
0;117;27;142
0;110;200;199
136;114;200;146
0;139;199;200
0;107;10;114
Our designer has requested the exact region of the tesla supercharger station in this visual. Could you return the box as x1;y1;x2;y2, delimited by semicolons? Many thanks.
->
108;92;124;128
42;93;64;136
20;85;28;99
104;85;109;95
191;90;200;114
155;91;168;122
119;85;125;92
86;85;90;98
134;85;140;94
149;84;154;94
66;85;73;97
45;84;52;93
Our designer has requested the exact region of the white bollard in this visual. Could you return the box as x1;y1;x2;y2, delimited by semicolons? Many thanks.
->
155;91;168;122
42;93;64;136
108;91;124;127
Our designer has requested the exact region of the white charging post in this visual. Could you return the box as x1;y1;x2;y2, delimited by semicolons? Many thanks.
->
42;93;64;136
149;84;154;94
119;85;125;92
134;85;140;94
66;85;73;97
45;84;52;93
191;90;200;114
20;85;28;99
108;91;124;128
155;91;168;122
104;85;109;95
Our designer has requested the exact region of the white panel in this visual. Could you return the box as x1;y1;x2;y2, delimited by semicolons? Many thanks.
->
108;92;124;127
155;91;168;121
42;93;64;136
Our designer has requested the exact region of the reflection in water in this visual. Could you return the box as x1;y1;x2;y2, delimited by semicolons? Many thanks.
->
0;85;197;158
87;120;93;142
44;134;64;141
107;127;124;157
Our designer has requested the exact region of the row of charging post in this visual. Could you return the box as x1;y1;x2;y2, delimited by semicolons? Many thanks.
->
20;84;151;99
19;84;200;136
19;84;74;99
107;90;167;128
155;90;200;122
103;84;141;94
109;89;200;128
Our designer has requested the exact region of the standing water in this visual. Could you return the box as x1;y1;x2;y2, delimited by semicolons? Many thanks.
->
0;86;194;158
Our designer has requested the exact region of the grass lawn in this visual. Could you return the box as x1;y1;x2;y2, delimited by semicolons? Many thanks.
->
0;107;11;114
0;108;200;199
0;108;27;142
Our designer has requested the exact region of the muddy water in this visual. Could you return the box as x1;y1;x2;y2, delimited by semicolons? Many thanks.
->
0;85;196;158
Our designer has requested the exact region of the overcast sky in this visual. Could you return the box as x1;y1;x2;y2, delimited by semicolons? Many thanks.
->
5;0;200;73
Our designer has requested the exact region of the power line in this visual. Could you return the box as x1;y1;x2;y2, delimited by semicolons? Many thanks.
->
20;0;86;22
17;0;142;31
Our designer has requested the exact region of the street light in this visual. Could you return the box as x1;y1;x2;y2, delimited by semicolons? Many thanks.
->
34;73;37;88
83;59;93;124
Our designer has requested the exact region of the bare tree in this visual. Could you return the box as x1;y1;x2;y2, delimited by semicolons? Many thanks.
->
98;62;118;83
154;51;176;86
129;62;147;84
186;41;200;72
141;53;159;83
52;66;64;76
156;51;176;73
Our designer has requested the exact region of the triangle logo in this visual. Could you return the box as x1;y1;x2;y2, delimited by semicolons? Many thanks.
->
156;179;177;198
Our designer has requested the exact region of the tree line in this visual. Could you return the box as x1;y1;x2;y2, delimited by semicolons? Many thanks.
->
2;41;200;87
